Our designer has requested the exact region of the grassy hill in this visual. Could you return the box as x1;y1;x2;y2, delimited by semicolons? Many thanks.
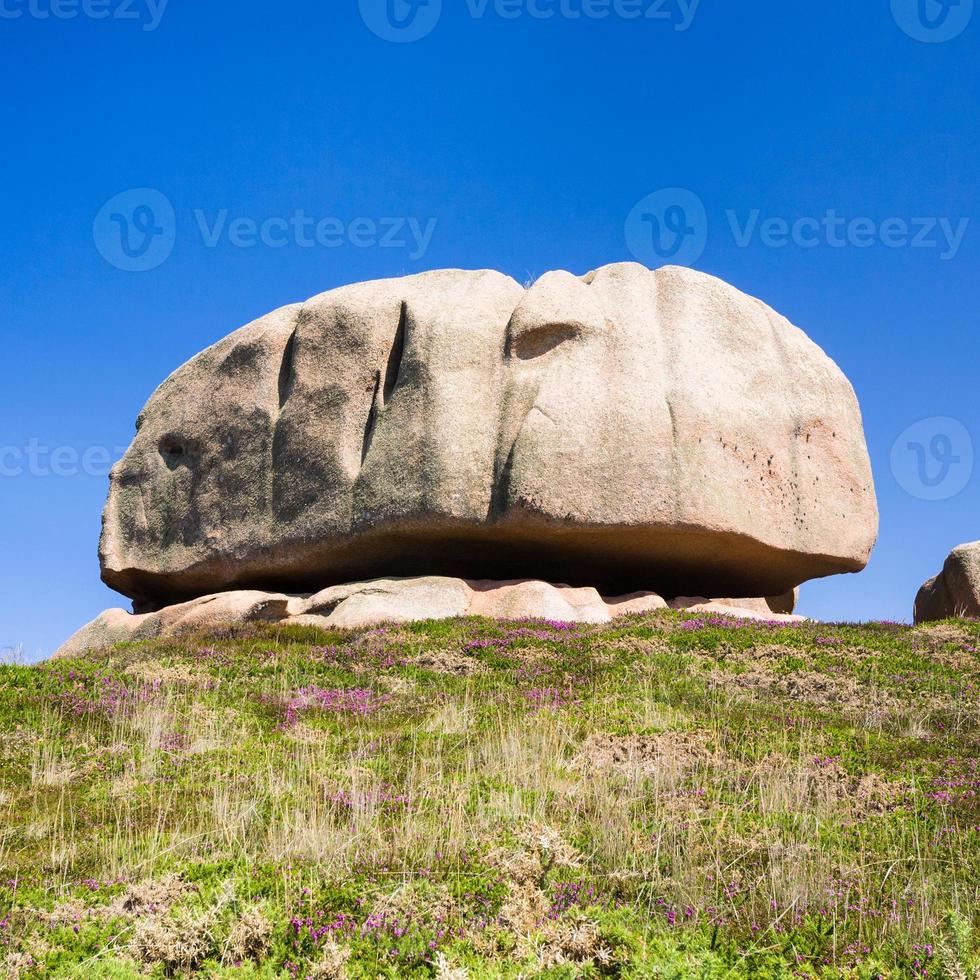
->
1;612;980;978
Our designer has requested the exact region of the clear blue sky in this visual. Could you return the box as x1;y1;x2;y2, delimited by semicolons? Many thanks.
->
2;1;978;659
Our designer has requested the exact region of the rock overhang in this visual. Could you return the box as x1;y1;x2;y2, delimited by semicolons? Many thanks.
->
100;263;879;611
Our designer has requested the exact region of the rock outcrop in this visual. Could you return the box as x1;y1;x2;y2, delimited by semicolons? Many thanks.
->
915;542;980;623
98;264;877;611
54;577;804;658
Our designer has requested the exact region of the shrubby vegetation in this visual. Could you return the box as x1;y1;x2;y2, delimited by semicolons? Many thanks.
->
1;612;979;977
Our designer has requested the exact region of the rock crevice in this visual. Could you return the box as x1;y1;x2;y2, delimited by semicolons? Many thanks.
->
97;264;877;612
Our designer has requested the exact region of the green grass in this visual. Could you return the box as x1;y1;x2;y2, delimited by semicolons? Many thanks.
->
1;612;980;977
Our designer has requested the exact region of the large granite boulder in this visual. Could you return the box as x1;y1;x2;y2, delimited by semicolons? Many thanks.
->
100;263;877;611
915;542;980;623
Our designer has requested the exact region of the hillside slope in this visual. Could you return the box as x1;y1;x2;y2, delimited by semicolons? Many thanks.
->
1;613;979;978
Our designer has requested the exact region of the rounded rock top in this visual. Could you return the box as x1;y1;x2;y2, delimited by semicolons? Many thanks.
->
100;263;878;611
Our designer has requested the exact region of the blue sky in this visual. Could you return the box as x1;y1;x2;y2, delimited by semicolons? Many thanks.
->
2;0;978;659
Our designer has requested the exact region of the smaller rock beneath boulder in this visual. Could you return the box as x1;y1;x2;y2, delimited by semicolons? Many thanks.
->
162;591;291;631
764;589;800;616
54;591;292;659
915;542;980;624
668;599;804;623
670;592;799;616
296;577;472;629
54;577;806;658
466;580;610;623
669;592;803;622
604;592;670;617
55;608;157;660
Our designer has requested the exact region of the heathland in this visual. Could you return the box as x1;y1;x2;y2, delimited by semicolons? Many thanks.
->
2;612;979;977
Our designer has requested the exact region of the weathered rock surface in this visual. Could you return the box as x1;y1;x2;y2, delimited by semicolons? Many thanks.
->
669;599;804;623
100;264;877;610
915;543;980;623
670;590;799;617
53;577;801;658
53;591;293;659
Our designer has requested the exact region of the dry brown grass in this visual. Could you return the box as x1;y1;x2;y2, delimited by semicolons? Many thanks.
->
5;616;980;975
